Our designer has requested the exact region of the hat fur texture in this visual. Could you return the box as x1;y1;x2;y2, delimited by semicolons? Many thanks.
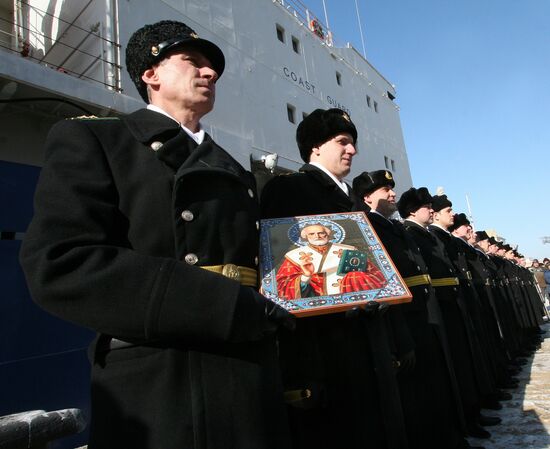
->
126;20;225;102
397;187;433;218
296;108;358;162
352;170;395;198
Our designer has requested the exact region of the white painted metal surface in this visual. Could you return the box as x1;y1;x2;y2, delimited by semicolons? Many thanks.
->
0;0;412;191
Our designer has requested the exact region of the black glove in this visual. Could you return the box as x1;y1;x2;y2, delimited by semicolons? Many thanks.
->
396;349;416;373
263;294;296;333
345;301;389;320
231;286;295;342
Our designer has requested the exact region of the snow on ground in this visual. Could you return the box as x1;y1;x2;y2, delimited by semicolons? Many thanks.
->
469;321;550;449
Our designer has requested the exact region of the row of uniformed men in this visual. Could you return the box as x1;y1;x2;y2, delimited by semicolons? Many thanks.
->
260;108;547;449
20;18;546;449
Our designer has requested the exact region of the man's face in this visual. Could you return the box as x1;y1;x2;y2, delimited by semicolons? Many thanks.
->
365;185;397;218
303;225;330;246
453;224;473;240
144;48;218;116
411;204;433;226
310;133;356;180
477;239;489;251
434;206;454;229
488;244;498;254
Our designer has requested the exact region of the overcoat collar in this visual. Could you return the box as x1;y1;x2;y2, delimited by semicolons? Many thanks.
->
121;109;248;179
122;108;181;143
428;224;452;241
404;219;429;234
368;211;395;232
299;163;354;209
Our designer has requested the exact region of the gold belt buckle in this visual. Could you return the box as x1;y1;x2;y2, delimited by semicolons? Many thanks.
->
222;264;241;282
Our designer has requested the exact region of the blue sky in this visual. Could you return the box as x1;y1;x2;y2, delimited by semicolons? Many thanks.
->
303;0;550;260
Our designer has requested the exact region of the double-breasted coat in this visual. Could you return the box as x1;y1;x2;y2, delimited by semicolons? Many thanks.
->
20;109;291;449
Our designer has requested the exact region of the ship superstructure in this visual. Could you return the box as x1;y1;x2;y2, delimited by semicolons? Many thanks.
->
0;0;411;186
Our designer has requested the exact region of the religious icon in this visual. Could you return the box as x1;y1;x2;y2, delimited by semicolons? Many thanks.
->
259;212;412;317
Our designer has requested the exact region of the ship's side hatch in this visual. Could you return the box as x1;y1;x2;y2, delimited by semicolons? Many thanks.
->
0;160;93;448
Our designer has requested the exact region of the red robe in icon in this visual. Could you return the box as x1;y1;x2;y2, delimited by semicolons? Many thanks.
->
275;243;386;300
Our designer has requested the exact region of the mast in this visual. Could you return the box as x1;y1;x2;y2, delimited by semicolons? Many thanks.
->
354;0;367;57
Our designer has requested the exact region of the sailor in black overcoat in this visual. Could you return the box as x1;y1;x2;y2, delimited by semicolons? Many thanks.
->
489;243;528;354
261;109;408;449
466;232;516;389
430;212;496;400
353;171;468;449
396;189;497;441
20;21;293;449
501;247;544;340
475;235;520;356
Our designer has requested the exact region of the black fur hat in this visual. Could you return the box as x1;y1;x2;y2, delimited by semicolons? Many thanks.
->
397;187;433;218
352;170;395;198
475;230;489;242
296;108;357;162
126;20;225;102
449;213;470;232
431;194;452;212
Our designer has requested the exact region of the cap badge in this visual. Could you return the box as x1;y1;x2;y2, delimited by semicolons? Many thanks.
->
385;171;393;180
342;112;351;122
190;32;199;39
151;46;160;56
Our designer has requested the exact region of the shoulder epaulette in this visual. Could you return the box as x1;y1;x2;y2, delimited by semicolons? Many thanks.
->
68;115;120;121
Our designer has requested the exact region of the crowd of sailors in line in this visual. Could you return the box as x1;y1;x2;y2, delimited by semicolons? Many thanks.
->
259;108;548;449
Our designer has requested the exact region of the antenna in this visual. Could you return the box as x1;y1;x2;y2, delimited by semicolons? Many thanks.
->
354;0;367;57
465;194;474;226
321;0;330;29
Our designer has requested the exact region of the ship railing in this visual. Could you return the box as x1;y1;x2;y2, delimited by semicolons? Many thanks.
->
0;408;86;448
0;0;121;92
274;0;333;47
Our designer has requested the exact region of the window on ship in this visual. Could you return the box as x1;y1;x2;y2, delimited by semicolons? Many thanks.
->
292;36;300;54
287;104;296;123
276;24;285;43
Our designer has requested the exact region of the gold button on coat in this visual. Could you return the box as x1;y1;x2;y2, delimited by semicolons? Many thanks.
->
247;189;254;198
184;253;198;265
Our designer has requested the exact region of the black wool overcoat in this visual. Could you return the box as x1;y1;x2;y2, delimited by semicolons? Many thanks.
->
367;213;464;449
428;227;495;397
402;221;481;421
261;165;408;449
20;109;291;449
